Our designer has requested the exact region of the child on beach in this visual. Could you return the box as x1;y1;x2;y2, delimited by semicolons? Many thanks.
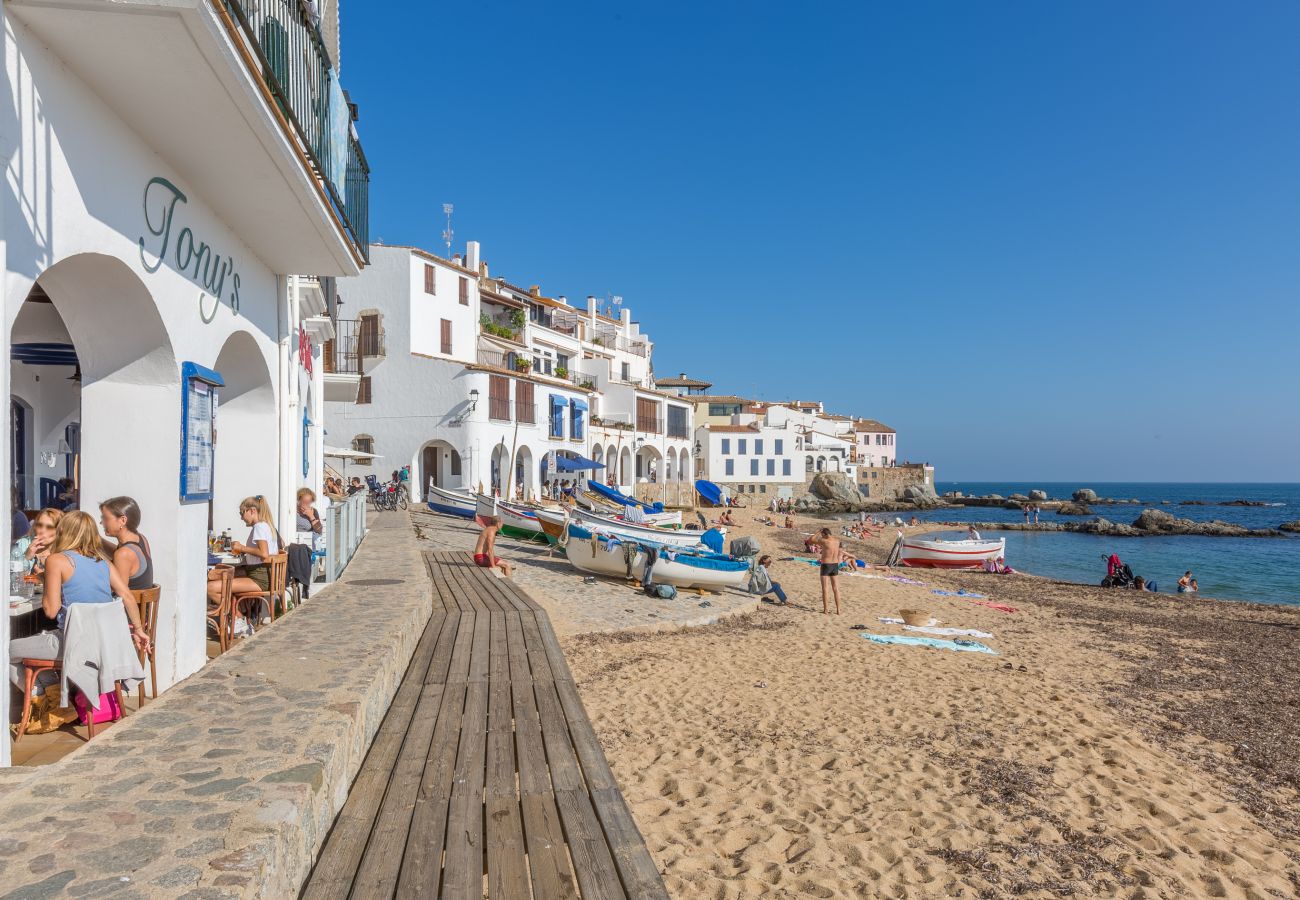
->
1178;571;1196;593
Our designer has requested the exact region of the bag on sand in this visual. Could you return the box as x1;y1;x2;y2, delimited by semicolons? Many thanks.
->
12;684;80;736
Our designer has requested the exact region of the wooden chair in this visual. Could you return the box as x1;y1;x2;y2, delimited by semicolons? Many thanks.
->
15;658;127;742
234;553;288;631
206;565;235;653
131;585;161;704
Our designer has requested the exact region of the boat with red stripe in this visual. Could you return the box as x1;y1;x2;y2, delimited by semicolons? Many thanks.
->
890;536;1006;569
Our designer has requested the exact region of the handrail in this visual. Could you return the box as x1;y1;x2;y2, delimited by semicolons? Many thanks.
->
219;0;370;260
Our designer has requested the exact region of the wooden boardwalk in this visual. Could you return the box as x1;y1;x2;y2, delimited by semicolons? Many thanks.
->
303;550;669;900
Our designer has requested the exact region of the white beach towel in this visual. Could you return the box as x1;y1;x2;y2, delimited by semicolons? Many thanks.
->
878;616;993;639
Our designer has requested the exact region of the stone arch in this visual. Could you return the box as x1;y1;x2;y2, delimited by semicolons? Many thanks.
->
419;439;463;497
512;445;535;501
665;447;677;482
213;330;277;537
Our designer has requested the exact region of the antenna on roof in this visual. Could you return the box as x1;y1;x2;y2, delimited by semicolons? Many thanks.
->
609;294;622;317
441;203;454;259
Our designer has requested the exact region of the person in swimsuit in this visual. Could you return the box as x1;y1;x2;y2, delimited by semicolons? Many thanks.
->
473;517;512;576
100;496;153;591
809;527;845;615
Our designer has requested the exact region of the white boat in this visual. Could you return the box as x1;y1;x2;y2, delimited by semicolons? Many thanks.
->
426;484;475;519
474;494;547;541
568;507;722;548
893;536;1006;569
618;508;682;527
562;524;749;589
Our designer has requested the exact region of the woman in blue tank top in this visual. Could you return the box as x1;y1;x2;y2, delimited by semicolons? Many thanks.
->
7;512;149;693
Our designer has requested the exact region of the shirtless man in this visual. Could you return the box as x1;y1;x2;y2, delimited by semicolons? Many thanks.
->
810;527;846;615
473;517;513;577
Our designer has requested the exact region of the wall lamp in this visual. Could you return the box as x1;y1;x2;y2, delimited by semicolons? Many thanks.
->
467;389;479;412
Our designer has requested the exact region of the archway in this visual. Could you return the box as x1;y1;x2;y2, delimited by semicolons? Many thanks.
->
212;331;276;538
829;456;841;472
678;451;690;482
11;254;190;684
419;439;463;497
636;445;663;483
490;443;510;496
513;445;535;501
619;447;633;489
665;447;677;482
816;456;827;472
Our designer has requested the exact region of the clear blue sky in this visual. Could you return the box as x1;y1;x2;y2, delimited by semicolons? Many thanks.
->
341;1;1300;482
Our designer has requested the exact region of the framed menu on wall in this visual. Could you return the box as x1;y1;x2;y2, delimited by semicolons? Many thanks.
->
180;362;224;502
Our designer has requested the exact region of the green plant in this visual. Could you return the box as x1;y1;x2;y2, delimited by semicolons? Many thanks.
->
555;366;569;379
509;309;527;330
515;358;532;372
591;336;604;347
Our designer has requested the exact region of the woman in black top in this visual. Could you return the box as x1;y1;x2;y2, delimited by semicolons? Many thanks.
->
100;496;153;591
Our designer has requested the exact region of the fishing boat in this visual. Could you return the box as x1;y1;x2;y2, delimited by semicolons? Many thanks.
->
891;535;1006;569
568;507;721;548
533;508;571;546
426;484;475;519
474;494;547;542
586;479;662;512
562;524;749;589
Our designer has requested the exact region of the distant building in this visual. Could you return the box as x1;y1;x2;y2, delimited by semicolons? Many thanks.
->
655;373;713;397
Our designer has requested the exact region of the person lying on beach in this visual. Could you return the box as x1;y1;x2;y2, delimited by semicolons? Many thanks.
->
473;517;513;577
808;528;847;615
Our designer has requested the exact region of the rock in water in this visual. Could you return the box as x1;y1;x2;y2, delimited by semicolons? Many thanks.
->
1073;488;1098;503
1132;508;1185;532
1008;493;1030;502
1029;489;1048;501
1056;502;1094;516
1280;520;1300;533
902;483;941;509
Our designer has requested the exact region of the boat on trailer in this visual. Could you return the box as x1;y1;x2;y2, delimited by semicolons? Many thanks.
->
562;524;749;590
891;536;1006;569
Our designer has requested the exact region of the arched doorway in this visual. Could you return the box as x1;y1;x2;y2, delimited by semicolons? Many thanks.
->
817;456;827;472
666;447;677;482
11;255;186;682
618;446;633;489
213;331;276;539
678;451;690;482
419;439;463;498
513;445;535;501
490;443;510;496
636;446;663;483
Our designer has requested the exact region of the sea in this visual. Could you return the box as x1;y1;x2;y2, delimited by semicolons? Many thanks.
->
899;483;1300;607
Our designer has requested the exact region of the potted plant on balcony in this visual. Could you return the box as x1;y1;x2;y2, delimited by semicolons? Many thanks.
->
515;358;532;373
591;336;604;347
555;365;569;379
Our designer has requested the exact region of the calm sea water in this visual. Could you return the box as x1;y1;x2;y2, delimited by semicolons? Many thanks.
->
904;483;1300;607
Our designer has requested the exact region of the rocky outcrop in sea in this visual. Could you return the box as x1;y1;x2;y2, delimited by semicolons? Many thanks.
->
961;507;1283;538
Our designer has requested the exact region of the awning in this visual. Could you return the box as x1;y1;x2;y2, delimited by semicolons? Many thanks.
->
549;394;569;409
555;454;605;472
570;397;589;413
324;447;382;461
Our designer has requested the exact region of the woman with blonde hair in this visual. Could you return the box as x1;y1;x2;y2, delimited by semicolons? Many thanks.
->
207;495;280;635
8;511;149;692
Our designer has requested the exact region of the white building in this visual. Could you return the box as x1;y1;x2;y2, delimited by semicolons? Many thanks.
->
323;244;694;500
2;0;369;763
850;418;898;467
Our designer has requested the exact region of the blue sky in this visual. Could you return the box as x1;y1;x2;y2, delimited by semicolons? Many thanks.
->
341;1;1300;481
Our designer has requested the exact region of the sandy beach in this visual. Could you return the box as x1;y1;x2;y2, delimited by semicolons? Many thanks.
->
557;508;1300;898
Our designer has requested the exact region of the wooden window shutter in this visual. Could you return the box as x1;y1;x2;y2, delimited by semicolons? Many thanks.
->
440;319;453;355
424;264;436;294
357;376;372;404
459;277;469;305
515;381;535;424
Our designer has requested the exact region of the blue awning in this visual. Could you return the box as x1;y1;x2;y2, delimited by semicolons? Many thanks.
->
571;398;589;413
556;454;605;472
549;394;569;409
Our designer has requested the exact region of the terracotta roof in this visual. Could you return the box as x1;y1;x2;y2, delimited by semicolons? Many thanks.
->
853;419;896;433
687;395;753;405
656;374;713;388
705;424;760;433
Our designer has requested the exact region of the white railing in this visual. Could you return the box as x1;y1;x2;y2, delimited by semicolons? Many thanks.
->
324;491;367;582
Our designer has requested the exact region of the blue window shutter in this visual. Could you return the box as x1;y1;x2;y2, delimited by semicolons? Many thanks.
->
750;459;758;476
755;439;763;455
725;459;734;476
738;439;747;455
721;439;730;454
783;460;791;475
775;439;783;455
767;459;775;476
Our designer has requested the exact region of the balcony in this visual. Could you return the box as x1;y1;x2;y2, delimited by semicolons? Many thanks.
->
636;417;664;435
488;397;512;422
9;0;370;274
617;337;648;357
322;318;360;401
477;348;531;374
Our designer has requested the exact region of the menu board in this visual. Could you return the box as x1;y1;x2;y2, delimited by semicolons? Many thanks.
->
180;363;222;501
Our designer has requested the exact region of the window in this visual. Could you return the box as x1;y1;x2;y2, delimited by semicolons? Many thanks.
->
459;277;468;305
767;459;775;476
667;405;689;438
708;403;741;417
357;376;372;405
424;264;436;295
621;361;631;382
775;439;784;455
352;435;374;455
738;439;747;455
557;353;570;371
440;319;452;355
755;439;763;455
516;381;535;424
783;459;791;476
489;375;511;421
570;402;585;440
725;459;734;476
750;459;759;476
359;313;381;357
550;396;567;439
635;397;661;433
721;438;730;454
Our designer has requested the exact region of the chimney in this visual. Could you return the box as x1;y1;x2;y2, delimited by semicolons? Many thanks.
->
452;253;463;266
465;240;480;272
587;296;598;318
620;308;631;328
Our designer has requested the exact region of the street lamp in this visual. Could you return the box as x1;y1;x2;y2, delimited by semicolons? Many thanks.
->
467;389;479;411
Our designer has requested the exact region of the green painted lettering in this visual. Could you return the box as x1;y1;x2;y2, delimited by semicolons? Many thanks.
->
139;177;187;273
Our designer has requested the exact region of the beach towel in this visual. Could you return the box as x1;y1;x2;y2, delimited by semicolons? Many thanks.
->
860;633;998;655
886;575;927;585
932;589;986;599
878;617;994;639
964;598;1018;614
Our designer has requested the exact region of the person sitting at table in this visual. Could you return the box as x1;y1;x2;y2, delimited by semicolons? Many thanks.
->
206;495;280;635
12;507;62;576
323;477;346;501
8;511;149;694
296;488;323;536
99;496;153;591
55;478;78;511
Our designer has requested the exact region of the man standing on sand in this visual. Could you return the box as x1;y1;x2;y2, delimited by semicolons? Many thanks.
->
810;527;847;615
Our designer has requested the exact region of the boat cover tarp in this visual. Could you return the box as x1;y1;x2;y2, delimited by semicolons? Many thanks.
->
587;479;663;512
555;454;605;472
695;479;724;506
569;525;748;572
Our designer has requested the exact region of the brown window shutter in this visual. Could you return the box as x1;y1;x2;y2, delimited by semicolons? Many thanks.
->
515;381;535;424
441;319;452;355
489;375;511;421
425;264;436;294
459;277;468;305
323;339;336;374
357;376;372;404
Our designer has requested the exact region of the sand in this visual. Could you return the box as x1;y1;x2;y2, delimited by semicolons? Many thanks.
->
560;508;1300;898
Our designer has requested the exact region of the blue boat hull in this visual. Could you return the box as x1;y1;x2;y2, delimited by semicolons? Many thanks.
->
427;500;474;519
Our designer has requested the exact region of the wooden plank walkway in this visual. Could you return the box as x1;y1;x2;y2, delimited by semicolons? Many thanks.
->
303;550;669;900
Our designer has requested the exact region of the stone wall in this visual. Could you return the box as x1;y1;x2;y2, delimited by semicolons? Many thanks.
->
846;464;934;500
0;513;432;898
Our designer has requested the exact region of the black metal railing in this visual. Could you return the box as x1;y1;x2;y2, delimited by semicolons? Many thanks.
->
324;319;360;374
220;0;369;260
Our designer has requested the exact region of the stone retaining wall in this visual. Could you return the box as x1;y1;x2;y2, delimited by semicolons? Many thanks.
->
0;512;431;898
